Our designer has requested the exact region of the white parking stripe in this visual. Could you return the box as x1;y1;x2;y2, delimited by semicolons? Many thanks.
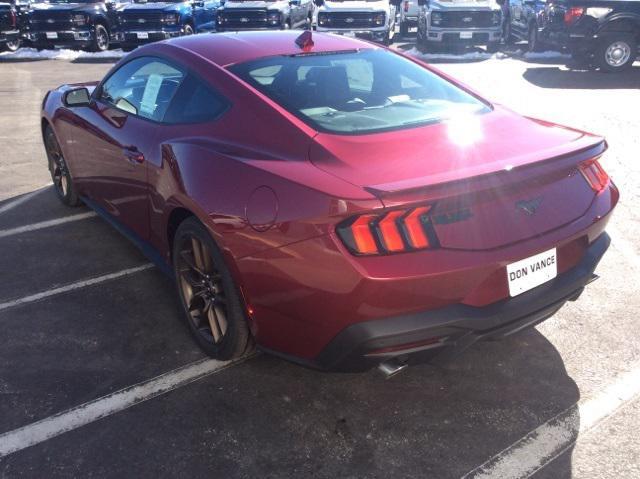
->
0;211;96;239
0;357;250;458
0;264;154;312
462;364;640;479
0;187;48;215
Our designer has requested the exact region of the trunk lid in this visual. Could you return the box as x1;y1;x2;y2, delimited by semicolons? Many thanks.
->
309;107;604;250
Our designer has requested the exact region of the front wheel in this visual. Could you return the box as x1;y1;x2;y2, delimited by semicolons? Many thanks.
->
596;35;636;72
2;37;21;52
44;125;80;207
90;24;109;52
183;23;194;35
173;218;254;360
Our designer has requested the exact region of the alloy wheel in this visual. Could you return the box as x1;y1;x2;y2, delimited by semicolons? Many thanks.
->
604;41;632;68
96;26;109;51
46;131;69;198
176;235;229;345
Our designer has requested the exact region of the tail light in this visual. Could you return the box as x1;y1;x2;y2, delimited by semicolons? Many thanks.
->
564;7;584;25
404;1;409;13
579;158;610;193
336;205;439;256
9;9;17;28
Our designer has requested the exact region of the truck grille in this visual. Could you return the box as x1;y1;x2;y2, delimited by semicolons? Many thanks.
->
220;9;269;29
438;11;494;28
324;12;378;29
119;11;165;30
28;11;72;31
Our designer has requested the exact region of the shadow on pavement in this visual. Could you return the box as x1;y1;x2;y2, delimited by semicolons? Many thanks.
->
523;65;640;89
1;327;580;478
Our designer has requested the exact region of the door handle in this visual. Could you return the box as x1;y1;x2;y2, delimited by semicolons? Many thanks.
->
123;146;144;164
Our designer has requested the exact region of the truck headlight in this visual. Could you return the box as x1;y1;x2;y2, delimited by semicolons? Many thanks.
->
492;10;501;25
163;13;179;25
267;11;280;24
431;11;441;26
318;12;330;26
72;14;87;26
373;12;385;26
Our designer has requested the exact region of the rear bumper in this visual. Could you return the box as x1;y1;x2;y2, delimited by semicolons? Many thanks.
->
311;232;610;371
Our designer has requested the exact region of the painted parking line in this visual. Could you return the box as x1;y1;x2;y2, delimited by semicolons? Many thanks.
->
462;363;640;479
0;211;96;239
0;356;252;458
0;264;153;312
0;187;49;216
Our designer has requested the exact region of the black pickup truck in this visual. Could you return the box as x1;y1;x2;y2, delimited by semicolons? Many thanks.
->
540;0;639;71
25;0;121;51
0;1;28;51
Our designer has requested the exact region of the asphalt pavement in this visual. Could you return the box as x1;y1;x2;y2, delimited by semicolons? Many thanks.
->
0;44;639;478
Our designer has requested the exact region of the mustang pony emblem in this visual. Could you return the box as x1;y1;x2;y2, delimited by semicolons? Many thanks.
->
516;197;543;216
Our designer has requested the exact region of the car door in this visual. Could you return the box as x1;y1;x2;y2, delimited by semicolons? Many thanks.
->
71;56;186;240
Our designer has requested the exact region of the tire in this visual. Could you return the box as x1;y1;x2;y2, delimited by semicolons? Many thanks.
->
2;37;21;52
487;41;500;54
90;23;109;52
173;217;254;360
183;23;194;35
595;34;636;73
44;125;81;207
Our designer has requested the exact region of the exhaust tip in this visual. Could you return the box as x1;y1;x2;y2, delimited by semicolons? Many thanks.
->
378;359;408;379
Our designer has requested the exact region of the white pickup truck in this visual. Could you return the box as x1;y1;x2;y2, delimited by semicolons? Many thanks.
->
313;0;399;45
416;0;502;51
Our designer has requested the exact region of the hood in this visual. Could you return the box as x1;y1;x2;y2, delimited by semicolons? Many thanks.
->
119;1;185;10
223;0;288;9
320;0;389;12
430;0;500;10
31;2;101;11
309;106;602;194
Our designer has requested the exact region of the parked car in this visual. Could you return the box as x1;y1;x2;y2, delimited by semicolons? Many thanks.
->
25;0;121;52
398;0;419;36
416;0;503;52
314;0;398;45
41;31;617;373
507;0;547;51
216;0;313;31
539;0;639;71
115;0;219;51
0;2;21;51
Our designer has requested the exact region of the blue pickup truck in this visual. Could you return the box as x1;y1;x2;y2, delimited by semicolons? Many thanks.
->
115;0;220;51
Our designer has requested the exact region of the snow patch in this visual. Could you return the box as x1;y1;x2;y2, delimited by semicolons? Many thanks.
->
0;47;126;61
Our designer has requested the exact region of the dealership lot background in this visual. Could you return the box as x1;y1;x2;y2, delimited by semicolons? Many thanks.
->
0;43;639;477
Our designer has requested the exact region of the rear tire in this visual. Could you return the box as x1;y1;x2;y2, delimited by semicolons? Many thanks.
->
2;37;21;52
44;125;80;207
595;34;636;72
173;218;254;360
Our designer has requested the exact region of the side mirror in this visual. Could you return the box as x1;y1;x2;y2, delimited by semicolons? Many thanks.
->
63;87;91;108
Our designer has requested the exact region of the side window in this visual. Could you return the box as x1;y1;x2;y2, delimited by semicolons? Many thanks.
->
100;57;185;122
163;74;229;125
330;58;374;93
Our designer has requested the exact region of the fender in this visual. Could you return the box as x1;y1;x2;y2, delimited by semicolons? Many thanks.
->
596;12;640;35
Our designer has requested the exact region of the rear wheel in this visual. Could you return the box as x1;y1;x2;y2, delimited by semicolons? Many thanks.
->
2;37;21;52
596;35;636;72
183;23;194;35
44;125;80;206
173;218;254;360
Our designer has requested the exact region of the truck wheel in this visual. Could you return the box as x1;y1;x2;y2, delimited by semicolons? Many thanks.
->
184;24;194;35
596;34;636;72
90;24;109;52
2;38;20;52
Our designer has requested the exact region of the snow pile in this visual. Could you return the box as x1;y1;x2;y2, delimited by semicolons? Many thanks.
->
0;47;126;60
405;47;570;63
405;47;495;61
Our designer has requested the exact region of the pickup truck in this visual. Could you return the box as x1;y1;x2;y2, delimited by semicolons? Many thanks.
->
539;0;639;71
506;0;547;51
313;0;399;45
25;0;121;51
115;0;219;51
216;0;313;31
399;0;419;35
416;0;503;51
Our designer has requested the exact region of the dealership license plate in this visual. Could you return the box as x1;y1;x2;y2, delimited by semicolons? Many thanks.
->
506;248;557;297
45;32;58;39
409;27;417;33
136;32;149;39
460;31;473;39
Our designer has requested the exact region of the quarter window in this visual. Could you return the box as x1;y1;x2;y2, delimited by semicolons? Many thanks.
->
99;57;185;122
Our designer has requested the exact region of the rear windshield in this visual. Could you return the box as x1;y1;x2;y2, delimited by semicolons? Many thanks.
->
229;49;490;135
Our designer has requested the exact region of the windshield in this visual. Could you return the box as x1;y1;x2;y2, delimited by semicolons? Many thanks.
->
230;49;490;135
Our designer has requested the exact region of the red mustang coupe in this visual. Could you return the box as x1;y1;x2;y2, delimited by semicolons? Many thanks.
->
41;31;618;373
